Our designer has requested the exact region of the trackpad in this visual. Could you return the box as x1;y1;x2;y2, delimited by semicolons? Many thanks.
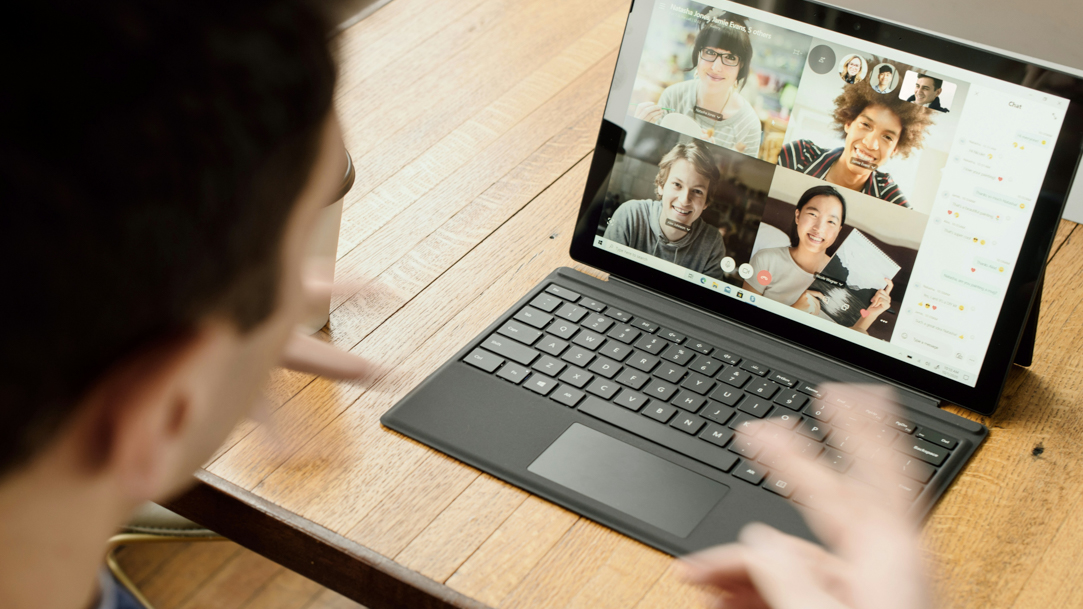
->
527;423;728;538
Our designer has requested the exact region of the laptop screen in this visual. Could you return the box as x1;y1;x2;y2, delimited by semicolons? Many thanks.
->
587;0;1075;390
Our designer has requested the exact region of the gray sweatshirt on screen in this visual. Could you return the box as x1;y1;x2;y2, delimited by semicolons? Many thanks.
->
602;199;726;280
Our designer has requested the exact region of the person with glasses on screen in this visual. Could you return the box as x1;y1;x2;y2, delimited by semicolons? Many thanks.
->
634;15;762;158
840;55;864;85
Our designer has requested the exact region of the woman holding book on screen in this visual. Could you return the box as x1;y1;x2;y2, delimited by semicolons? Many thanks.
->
743;185;893;334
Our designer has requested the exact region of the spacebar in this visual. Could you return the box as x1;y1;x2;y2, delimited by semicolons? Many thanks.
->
579;398;738;472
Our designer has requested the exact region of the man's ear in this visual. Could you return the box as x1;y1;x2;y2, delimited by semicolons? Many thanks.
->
72;328;219;501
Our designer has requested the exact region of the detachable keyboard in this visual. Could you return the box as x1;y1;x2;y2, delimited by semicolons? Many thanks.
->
463;282;959;507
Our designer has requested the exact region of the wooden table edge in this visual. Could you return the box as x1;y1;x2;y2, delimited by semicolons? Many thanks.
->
167;469;493;609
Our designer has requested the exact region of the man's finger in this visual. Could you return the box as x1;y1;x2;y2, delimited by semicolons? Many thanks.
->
280;331;385;382
738;523;847;609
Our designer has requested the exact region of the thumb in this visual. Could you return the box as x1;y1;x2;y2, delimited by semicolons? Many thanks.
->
738;524;846;609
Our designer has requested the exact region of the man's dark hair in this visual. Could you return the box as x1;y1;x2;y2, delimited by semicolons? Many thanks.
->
879;65;893;75
0;0;337;477
789;185;847;247
689;13;754;89
917;74;944;90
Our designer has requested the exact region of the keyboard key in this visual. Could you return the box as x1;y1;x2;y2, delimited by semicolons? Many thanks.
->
757;425;792;446
716;351;741;365
496;362;530;384
626;352;660;373
585;378;620;400
728;412;761;435
531;355;566;376
835;415;867;433
643;378;678;401
701;402;736;425
709;385;743;406
560;345;594;367
661;344;695;365
464;348;503;372
497;320;543;345
691;357;724;377
789;436;823;460
604;307;632;322
739;360;770;376
578;399;737;472
827;394;857;410
855;403;887;423
746;378;780;399
524;374;557;396
582;314;613;333
894;479;924;503
728;435;762;459
826;432;863;454
579;298;606;312
554;303;588;323
856;443;893;466
893;453;936;483
536;336;568;357
558;366;592;388
598;340;633;362
732;459;767;485
632;318;658;332
546;319;578;340
686;340;714;355
769;411;801;430
699;424;735;448
763;473;795;498
572;328;605;350
513;306;552;329
658;328;685;343
671;391;706;413
606;324;640;344
796;382;823;399
680;372;715;395
550;387;584;407
738;397;773;418
670;413;706;435
773;390;809;411
529;293;563;313
805;401;837;423
818;448;853;473
872;425;899;446
655;363;686;384
718;366;752;388
889;416;916;434
481;335;538;365
642;401;678;423
895;437;949;466
768;371;798;387
545;284;580;301
633;334;666;355
916;427;959;449
615;368;650;390
613;391;649;411
796;418;830;442
587;356;621;379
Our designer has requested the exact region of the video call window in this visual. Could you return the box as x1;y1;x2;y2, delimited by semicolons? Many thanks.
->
899;70;957;113
628;1;813;164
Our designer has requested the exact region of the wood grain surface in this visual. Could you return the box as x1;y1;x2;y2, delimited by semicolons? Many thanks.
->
172;0;1083;607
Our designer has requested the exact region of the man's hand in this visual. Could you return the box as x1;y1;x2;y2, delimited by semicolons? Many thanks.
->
679;385;932;609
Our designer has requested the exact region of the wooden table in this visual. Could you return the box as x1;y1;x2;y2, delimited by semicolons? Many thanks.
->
168;0;1083;607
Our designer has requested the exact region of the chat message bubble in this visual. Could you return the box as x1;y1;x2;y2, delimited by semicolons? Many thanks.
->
943;270;998;296
974;187;1028;209
974;257;1008;274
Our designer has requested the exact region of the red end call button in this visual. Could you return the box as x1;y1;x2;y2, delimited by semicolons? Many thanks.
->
756;270;772;286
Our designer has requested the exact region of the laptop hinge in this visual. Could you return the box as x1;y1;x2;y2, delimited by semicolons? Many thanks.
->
606;273;944;413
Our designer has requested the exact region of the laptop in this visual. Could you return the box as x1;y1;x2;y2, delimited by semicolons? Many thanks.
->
382;0;1083;555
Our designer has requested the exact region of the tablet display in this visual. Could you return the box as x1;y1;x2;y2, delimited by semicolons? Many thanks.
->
572;0;1082;412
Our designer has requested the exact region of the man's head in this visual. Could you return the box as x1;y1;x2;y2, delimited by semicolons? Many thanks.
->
877;65;893;89
914;75;943;105
0;0;337;501
832;66;935;174
655;141;721;227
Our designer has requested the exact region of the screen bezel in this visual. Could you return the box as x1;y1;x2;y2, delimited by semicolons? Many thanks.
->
569;0;1083;415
